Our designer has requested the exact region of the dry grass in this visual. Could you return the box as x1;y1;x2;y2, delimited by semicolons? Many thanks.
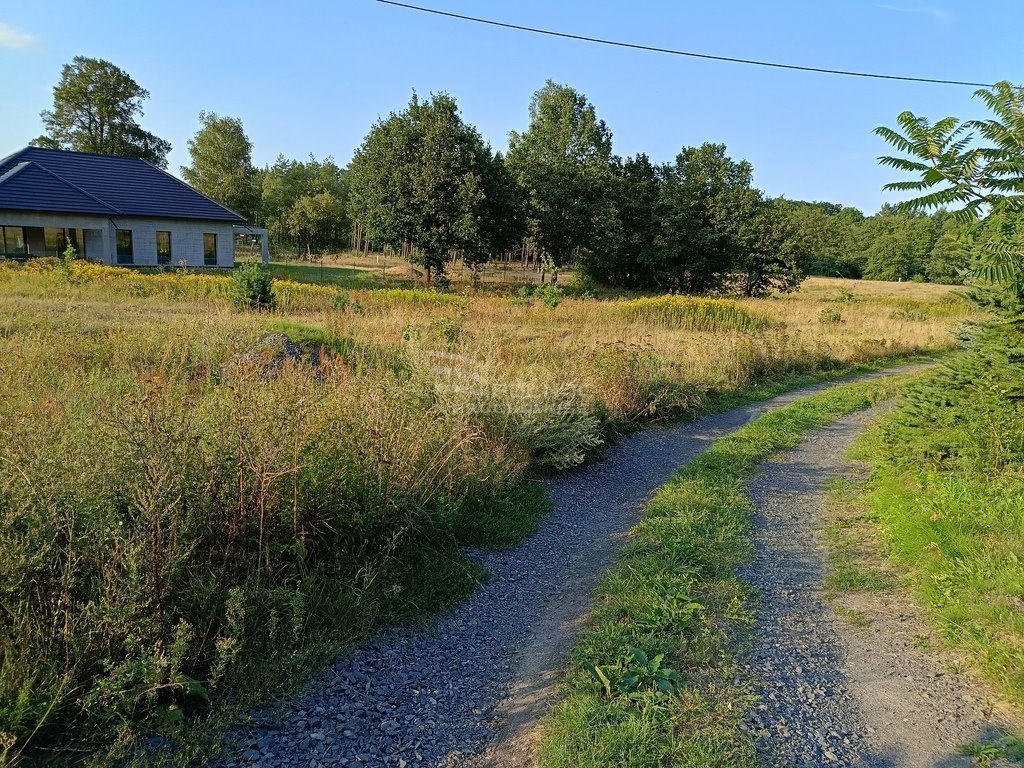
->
0;261;971;763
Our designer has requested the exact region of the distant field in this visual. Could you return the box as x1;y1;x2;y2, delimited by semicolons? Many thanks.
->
0;259;973;763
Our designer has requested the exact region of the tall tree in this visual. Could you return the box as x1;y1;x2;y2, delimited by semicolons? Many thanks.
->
181;112;259;221
286;192;349;256
660;143;755;292
507;81;615;278
582;154;667;288
347;92;509;282
35;56;171;168
261;155;348;253
876;81;1024;311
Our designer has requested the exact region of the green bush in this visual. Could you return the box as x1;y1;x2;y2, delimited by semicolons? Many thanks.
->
230;262;275;311
537;283;563;309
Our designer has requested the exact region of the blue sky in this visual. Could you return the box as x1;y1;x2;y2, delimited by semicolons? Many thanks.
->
1;1;1021;213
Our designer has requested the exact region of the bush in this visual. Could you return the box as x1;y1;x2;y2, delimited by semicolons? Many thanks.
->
537;283;563;309
230;262;275;311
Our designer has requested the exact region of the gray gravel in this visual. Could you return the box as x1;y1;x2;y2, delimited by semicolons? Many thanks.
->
740;406;1015;768
210;371;914;768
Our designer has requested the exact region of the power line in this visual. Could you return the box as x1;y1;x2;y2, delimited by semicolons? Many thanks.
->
372;0;997;89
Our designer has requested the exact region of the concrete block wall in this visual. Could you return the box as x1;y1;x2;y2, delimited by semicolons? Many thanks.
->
0;211;236;267
110;218;235;268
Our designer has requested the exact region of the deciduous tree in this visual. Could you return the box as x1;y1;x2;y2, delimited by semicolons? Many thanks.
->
35;56;171;168
181;112;259;221
507;81;615;279
347;92;510;283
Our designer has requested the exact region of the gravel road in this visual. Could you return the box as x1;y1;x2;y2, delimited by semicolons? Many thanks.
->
212;373;909;768
740;406;1017;767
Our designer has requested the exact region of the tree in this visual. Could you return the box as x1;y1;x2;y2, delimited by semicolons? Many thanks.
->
261;155;348;254
727;196;804;297
347;92;510;283
860;210;937;282
35;56;171;168
782;201;865;278
507;81;615;279
582;154;667;288
660;143;755;293
181;112;259;221
876;80;1024;313
876;81;1024;471
286;192;349;256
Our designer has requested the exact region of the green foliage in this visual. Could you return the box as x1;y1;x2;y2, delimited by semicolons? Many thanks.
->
261;156;349;254
229;261;276;311
580;144;805;295
854;361;1024;705
34;56;171;167
507;81;615;272
57;244;76;283
537;282;563;309
181;111;259;221
877;80;1024;313
286;191;349;255
348;92;520;282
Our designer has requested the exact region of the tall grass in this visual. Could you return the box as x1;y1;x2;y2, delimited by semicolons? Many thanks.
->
613;296;770;332
0;260;970;762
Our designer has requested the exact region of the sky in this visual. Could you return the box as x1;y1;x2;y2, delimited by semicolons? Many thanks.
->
1;1;1021;213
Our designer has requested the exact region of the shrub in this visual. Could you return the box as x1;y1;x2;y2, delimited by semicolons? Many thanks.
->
230;262;275;311
537;283;563;309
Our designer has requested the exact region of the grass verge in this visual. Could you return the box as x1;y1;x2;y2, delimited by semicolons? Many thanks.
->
537;373;912;768
849;369;1024;713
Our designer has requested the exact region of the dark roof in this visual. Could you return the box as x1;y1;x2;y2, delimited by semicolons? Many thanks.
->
0;147;246;223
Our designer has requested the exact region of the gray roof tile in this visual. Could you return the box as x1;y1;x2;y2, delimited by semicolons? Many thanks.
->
0;147;246;223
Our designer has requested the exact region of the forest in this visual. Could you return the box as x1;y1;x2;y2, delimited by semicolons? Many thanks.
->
32;58;975;292
246;84;979;292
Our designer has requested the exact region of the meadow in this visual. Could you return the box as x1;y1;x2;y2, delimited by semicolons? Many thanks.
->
0;258;970;764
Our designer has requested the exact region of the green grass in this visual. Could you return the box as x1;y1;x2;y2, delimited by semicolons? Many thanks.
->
852;407;1024;706
265;259;411;290
538;374;911;768
821;477;901;598
614;296;771;333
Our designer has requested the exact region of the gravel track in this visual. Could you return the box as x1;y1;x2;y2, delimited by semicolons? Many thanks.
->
740;406;1016;768
211;373;911;768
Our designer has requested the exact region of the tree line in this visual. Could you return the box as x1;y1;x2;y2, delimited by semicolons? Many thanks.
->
32;56;979;290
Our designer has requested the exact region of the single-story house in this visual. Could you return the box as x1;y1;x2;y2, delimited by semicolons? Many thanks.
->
0;146;268;267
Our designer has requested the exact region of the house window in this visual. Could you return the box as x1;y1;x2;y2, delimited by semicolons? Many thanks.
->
203;233;217;266
116;229;133;264
156;231;172;265
68;228;86;257
2;226;26;257
44;227;68;256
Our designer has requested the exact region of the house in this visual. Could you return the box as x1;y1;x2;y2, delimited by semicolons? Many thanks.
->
0;146;268;267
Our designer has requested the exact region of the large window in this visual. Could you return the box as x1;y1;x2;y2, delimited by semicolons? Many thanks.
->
116;229;133;265
1;226;26;257
156;231;172;265
203;233;217;266
44;227;68;256
1;226;87;259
